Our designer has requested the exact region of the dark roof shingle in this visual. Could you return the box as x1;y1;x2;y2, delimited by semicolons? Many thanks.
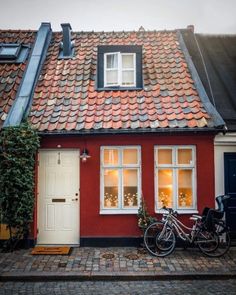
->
182;31;236;131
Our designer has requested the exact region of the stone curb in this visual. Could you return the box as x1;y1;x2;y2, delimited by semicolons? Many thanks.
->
1;271;236;282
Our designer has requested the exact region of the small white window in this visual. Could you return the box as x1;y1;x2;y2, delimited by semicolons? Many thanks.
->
155;146;197;213
104;52;136;87
100;146;141;214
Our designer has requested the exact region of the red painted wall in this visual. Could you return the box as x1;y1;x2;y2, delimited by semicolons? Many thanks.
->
35;133;215;239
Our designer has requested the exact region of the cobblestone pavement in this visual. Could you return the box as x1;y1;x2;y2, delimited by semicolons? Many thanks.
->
0;247;236;279
0;280;236;295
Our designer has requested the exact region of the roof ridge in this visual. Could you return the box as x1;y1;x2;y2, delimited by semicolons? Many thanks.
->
196;33;236;37
52;29;178;34
0;29;37;33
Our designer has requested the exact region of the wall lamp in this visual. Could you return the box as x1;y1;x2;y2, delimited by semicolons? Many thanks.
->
80;148;91;162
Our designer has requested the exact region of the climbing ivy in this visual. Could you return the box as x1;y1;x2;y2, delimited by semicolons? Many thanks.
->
0;122;39;251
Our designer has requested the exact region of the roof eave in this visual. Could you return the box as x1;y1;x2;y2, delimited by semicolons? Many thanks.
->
37;126;224;137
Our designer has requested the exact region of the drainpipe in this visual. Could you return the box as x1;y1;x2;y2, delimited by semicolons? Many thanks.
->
3;22;52;127
60;23;74;59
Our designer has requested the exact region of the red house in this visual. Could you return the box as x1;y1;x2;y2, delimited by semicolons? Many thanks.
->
1;23;224;246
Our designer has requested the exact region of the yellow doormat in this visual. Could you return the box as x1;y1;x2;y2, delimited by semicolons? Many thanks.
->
31;246;71;255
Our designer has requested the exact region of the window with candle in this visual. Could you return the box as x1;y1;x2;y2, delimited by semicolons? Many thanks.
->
155;146;196;212
100;146;141;214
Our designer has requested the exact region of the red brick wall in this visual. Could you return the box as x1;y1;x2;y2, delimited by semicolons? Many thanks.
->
35;133;215;238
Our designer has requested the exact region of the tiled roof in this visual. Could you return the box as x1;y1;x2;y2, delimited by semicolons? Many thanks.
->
28;30;214;132
0;30;36;128
182;31;236;131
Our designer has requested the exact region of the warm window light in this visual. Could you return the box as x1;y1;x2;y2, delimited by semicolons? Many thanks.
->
80;148;91;162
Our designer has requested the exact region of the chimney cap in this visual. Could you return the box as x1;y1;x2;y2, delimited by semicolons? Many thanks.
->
187;25;194;32
61;23;72;30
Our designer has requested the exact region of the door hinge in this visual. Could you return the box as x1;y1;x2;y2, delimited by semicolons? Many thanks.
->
37;228;39;234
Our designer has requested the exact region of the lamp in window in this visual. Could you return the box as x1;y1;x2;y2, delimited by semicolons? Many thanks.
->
80;148;91;162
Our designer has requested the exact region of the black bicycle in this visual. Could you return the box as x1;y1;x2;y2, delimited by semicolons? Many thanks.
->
144;195;231;257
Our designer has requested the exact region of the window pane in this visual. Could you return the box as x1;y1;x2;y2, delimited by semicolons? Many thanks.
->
1;46;18;56
123;149;138;165
122;54;134;68
122;70;134;85
106;70;118;85
103;149;119;165
158;169;173;208
178;169;193;207
178;149;192;165
157;149;172;165
123;169;138;207
106;54;118;68
104;169;119;208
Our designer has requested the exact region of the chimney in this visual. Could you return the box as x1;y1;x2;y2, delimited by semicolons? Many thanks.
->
60;23;73;58
187;25;194;33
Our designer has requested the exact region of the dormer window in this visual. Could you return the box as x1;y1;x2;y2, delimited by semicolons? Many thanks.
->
97;45;142;90
104;52;136;87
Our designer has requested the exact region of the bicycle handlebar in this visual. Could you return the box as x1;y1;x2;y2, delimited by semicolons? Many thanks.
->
162;206;178;216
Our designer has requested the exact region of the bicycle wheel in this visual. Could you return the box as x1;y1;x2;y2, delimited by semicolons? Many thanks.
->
196;229;219;254
143;221;176;257
197;220;231;257
204;220;230;257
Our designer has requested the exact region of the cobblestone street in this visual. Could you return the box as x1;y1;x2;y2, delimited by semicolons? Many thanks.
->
1;247;236;278
1;279;236;295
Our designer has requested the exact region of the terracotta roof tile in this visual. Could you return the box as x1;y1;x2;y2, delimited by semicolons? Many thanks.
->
0;30;36;128
27;30;216;132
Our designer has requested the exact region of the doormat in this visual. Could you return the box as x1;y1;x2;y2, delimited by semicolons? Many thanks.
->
31;246;71;255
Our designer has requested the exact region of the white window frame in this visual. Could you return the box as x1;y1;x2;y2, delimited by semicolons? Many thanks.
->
104;52;136;87
154;145;198;214
100;146;141;214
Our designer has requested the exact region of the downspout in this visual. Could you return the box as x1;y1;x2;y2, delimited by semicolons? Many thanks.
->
3;22;52;127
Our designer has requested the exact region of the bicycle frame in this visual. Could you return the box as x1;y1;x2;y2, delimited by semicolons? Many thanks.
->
162;212;200;243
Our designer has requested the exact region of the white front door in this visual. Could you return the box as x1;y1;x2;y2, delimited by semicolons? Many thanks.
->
38;150;80;245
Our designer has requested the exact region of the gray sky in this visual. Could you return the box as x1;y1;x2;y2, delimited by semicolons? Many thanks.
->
1;0;236;33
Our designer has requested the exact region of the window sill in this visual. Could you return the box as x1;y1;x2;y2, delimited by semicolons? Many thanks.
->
100;209;138;215
96;87;143;92
155;209;199;215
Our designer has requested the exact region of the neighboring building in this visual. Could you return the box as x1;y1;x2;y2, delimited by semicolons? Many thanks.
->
182;30;236;236
1;23;225;246
0;29;36;128
0;24;51;240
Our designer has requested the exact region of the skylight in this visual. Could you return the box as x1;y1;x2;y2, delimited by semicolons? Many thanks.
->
0;43;29;63
0;44;20;59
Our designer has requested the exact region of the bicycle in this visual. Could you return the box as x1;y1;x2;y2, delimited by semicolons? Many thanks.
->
144;195;231;257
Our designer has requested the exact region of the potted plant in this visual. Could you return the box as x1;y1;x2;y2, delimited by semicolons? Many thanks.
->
137;198;157;230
